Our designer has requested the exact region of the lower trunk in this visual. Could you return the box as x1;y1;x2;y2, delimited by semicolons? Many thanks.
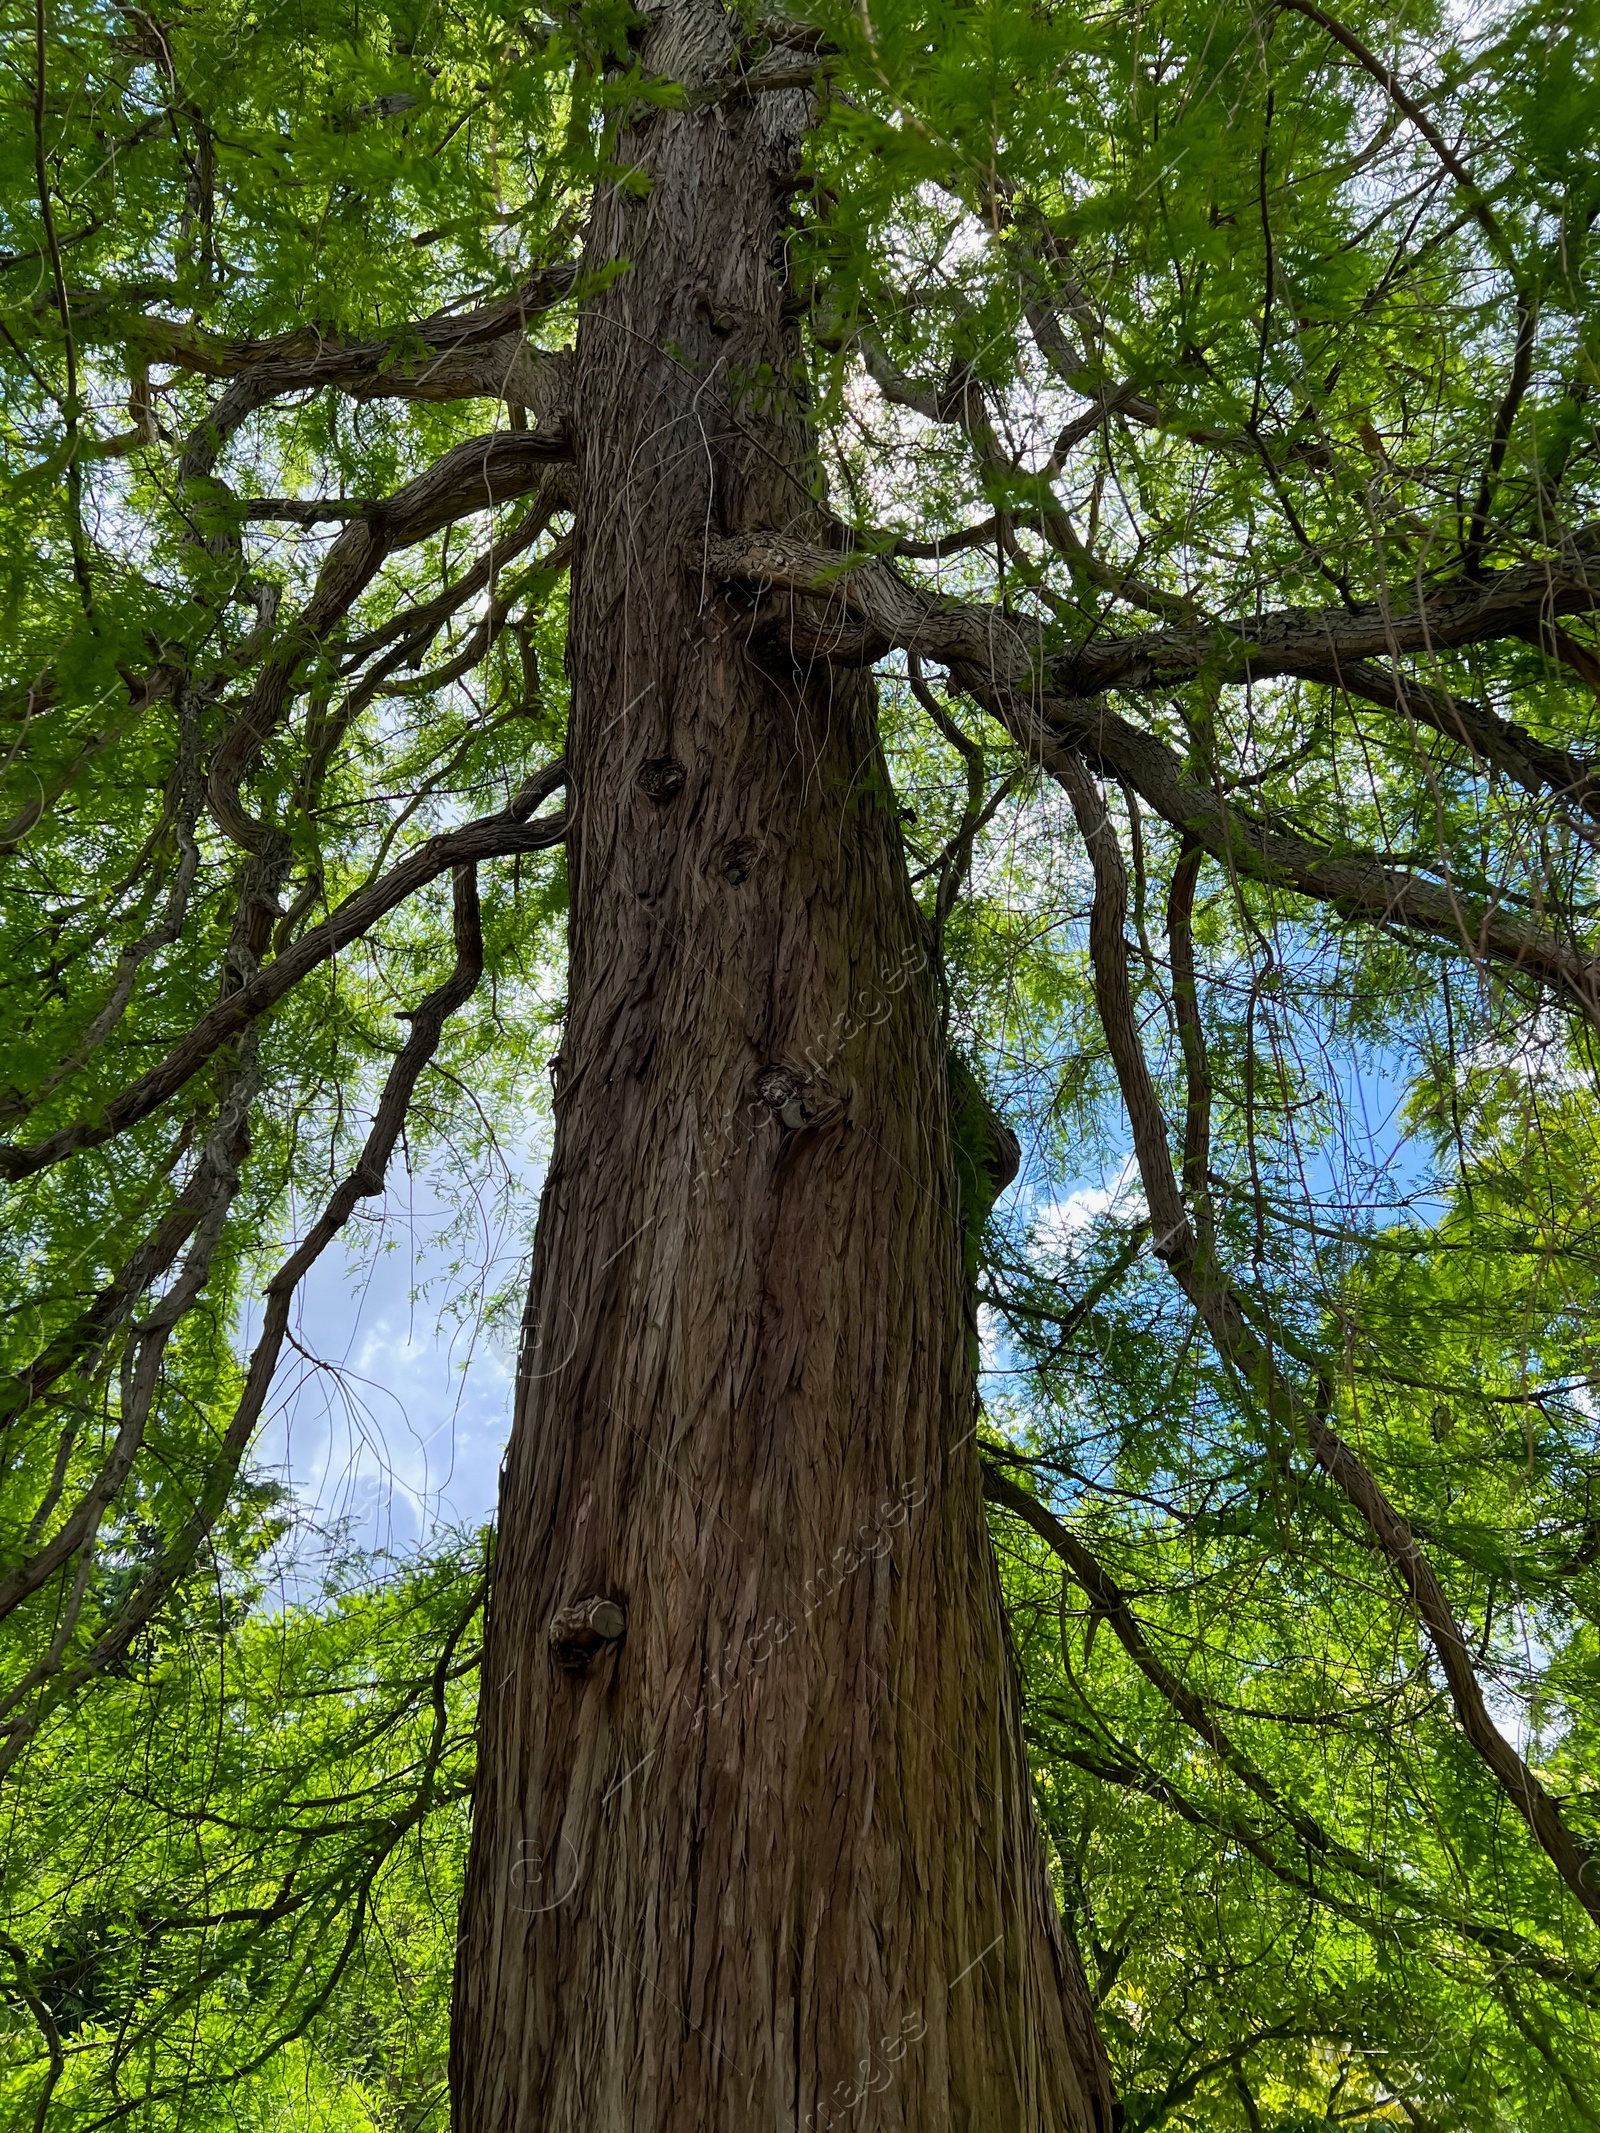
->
450;12;1115;2126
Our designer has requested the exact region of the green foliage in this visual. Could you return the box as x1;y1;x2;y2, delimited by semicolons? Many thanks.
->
0;1521;482;2130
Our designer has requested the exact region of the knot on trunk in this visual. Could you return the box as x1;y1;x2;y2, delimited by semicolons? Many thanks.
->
720;835;758;884
757;1063;844;1133
756;1063;801;1109
636;755;686;802
549;1595;627;1674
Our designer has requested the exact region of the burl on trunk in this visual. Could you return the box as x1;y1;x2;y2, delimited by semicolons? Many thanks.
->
450;6;1116;2126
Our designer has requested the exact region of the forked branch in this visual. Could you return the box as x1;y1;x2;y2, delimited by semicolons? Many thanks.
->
0;763;566;1183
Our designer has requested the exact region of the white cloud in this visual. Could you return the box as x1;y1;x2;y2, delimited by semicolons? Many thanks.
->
1031;1160;1145;1252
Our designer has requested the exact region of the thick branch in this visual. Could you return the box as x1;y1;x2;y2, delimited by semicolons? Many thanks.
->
235;429;572;559
712;535;1600;1022
206;451;572;853
1000;690;1599;1022
164;285;573;508
71;266;577;411
712;529;1600;813
237;499;374;525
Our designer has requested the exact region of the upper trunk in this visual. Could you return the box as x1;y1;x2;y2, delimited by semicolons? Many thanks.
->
450;6;1116;2126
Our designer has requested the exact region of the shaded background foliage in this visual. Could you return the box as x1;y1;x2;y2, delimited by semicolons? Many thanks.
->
1;0;1599;2122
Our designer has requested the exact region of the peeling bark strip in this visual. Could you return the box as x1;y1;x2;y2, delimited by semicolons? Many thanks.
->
449;7;1115;2128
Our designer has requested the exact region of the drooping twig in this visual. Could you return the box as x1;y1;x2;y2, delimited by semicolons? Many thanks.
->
1056;750;1600;1929
0;763;565;1184
0;865;490;1776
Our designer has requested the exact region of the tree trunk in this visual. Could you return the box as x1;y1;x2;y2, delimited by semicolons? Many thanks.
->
450;7;1116;2126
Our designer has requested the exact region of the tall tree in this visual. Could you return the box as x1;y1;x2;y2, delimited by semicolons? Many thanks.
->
2;0;1599;2126
448;8;1112;2125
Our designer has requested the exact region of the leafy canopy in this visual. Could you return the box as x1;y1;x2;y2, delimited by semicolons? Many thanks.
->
1;0;1599;2124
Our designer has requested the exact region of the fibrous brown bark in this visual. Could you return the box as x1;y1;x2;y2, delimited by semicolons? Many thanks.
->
449;5;1116;2127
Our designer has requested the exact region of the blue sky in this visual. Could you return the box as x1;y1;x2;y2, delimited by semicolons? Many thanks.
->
255;1031;1437;1560
249;1152;540;1556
